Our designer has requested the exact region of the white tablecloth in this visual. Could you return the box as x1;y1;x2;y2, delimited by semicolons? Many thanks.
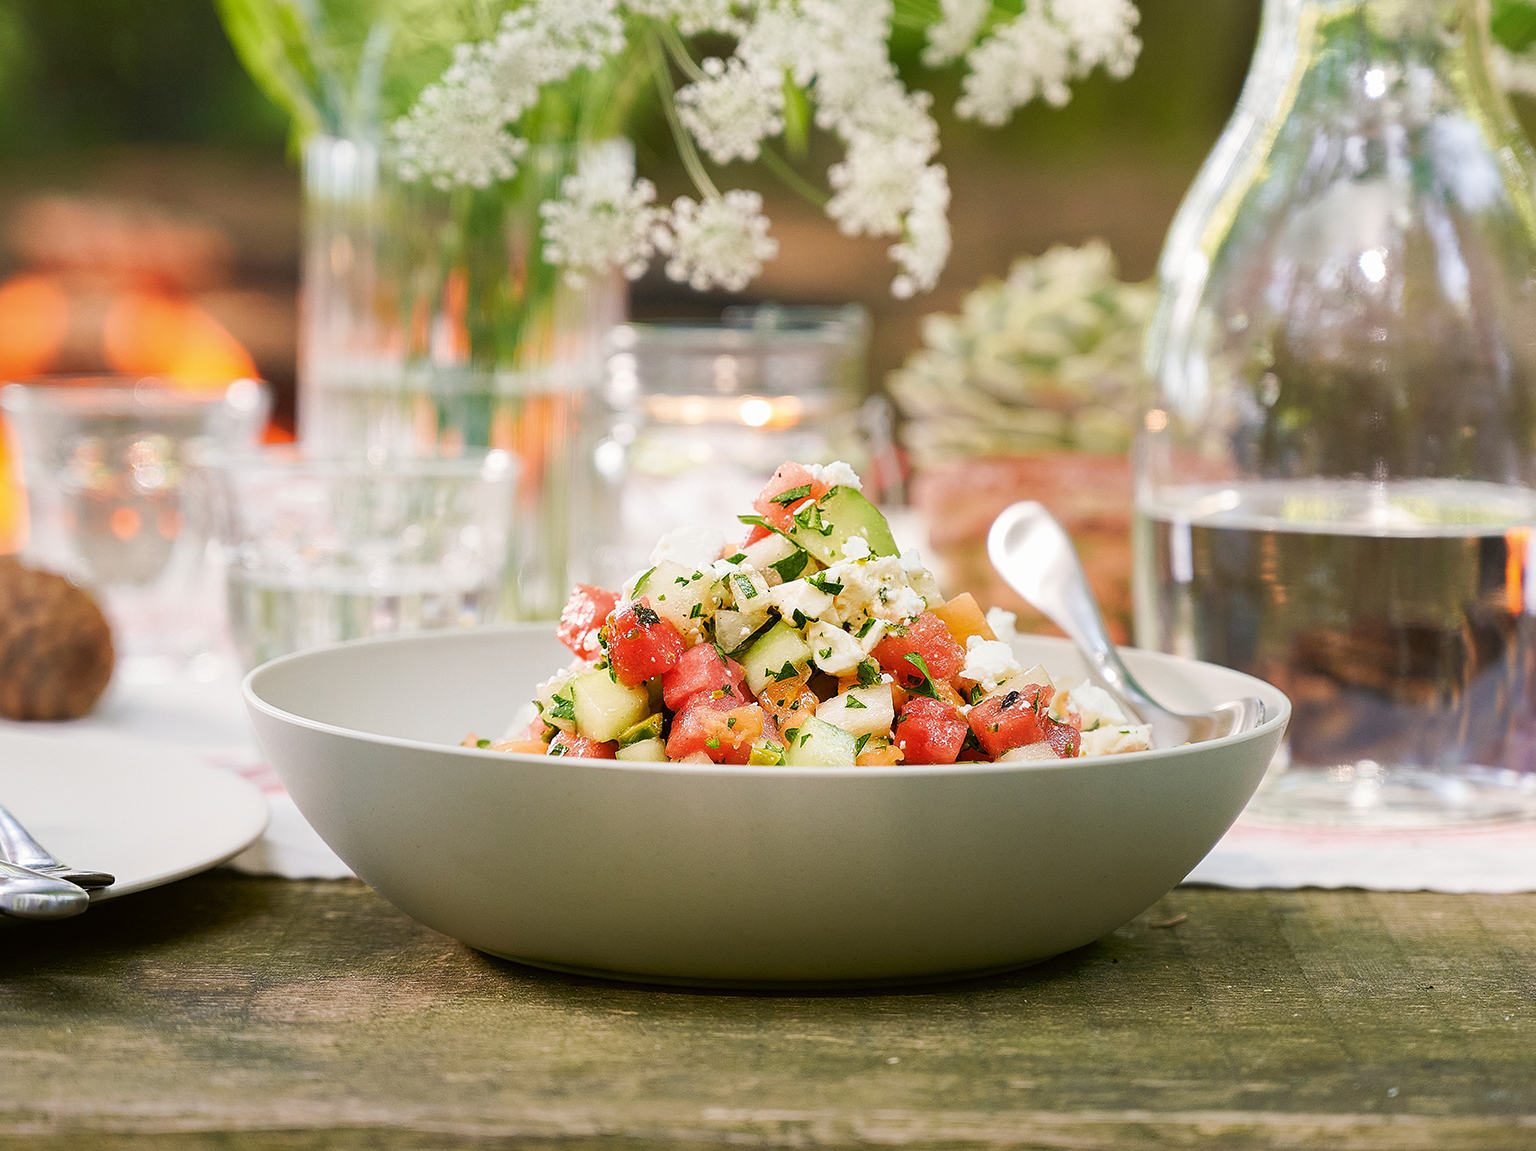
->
7;667;1536;892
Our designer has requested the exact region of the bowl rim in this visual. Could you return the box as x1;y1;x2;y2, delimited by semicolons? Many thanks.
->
243;623;1291;780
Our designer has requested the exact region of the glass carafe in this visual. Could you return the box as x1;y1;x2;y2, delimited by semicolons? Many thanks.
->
1138;0;1536;825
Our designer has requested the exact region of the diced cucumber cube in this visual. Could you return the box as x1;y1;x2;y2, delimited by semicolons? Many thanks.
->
572;671;651;743
740;619;814;696
617;713;664;747
815;684;895;738
616;737;670;762
786;486;898;566
741;532;800;581
725;568;769;609
748;739;786;766
784;716;858;766
536;673;578;733
714;607;771;654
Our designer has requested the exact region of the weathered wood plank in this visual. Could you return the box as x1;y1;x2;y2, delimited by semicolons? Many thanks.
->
0;875;1533;1149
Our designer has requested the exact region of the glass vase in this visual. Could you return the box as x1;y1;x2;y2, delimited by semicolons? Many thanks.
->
1138;0;1536;826
300;136;624;620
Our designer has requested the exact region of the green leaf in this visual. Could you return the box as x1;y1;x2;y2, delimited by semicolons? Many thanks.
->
1494;0;1536;52
901;652;940;700
771;549;811;583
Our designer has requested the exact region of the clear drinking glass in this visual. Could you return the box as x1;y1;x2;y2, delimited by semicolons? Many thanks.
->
1;376;270;683
1138;0;1536;825
585;305;898;587
300;136;625;620
206;447;516;670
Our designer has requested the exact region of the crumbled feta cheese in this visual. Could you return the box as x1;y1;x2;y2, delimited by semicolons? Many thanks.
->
1051;681;1131;730
1079;724;1153;757
806;622;866;675
985;607;1018;642
827;555;924;626
806;460;862;491
649;525;727;569
877;585;926;625
856;618;887;653
961;636;1023;693
899;548;926;575
768;578;835;624
840;534;871;561
710;557;742;578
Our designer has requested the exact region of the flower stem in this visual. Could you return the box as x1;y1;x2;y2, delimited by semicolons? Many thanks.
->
657;22;708;84
646;28;719;201
758;145;830;208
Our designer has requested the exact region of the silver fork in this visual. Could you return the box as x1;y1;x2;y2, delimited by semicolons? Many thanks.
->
0;805;114;889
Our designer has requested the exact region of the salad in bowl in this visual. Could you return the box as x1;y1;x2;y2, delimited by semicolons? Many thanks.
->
475;461;1151;766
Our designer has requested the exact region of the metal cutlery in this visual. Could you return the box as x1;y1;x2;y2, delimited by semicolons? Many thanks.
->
988;500;1265;747
0;804;114;889
0;857;90;919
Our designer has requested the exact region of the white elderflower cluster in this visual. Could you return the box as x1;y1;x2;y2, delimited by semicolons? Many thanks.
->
540;150;667;286
957;0;1141;125
661;190;779;292
391;0;1140;293
675;56;786;164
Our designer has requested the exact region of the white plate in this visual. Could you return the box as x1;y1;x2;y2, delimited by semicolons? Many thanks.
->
0;729;269;900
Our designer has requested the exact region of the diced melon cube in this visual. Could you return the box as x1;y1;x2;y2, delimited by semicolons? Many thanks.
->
815;684;895;738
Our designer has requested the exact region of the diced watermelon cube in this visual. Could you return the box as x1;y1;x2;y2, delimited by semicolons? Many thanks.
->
1042;714;1081;759
892;696;970;764
967;684;1056;758
665;702;767;764
547;731;618;759
557;584;620;660
752;462;831;533
872;612;966;688
601;598;688;685
662;642;749;711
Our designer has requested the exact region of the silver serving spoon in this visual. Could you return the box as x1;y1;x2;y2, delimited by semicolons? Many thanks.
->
0;858;90;920
0;805;114;889
988;501;1264;747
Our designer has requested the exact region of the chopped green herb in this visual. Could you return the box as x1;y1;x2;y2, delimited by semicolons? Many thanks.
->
855;617;877;639
844;695;868;709
818;648;833;660
790;609;810;629
658;594;666;602
807;571;844;595
960;729;985;758
856;660;881;688
547;742;568;757
771;549;811;582
548;690;576;722
784;727;801;743
706;737;721;749
969;683;986;705
793;501;833;536
772;661;802;682
633;603;662;627
690;602;703;618
854;733;872;755
633;566;656;592
476;738;491;748
901;652;940;700
770;484;813;506
738;513;795;542
727;717;737;729
800;730;815;746
675;574;691;585
733;573;758;600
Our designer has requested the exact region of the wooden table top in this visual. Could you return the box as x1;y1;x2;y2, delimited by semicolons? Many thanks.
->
2;873;1534;1150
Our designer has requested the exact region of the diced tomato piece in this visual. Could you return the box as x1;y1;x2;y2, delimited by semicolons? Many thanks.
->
872;612;966;689
1043;714;1080;759
665;703;767;764
601;598;687;685
752;462;831;533
967;683;1056;758
547;731;618;759
893;696;970;764
742;523;772;546
756;674;820;731
662;642;749;711
557;584;620;659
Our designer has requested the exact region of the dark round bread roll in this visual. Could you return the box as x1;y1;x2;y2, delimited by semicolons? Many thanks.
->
0;558;115;720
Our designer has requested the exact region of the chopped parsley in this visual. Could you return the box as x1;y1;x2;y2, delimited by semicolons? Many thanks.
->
769;484;812;506
854;733;872;755
476;738;491;748
633;566;656;592
633;603;662;627
855;617;878;639
771;549;811;582
772;661;802;682
737;513;795;542
793;501;834;536
732;573;758;600
690;603;703;618
706;737;721;749
901;652;941;700
807;571;843;595
818;647;833;659
855;660;881;688
727;552;747;564
784;727;801;743
547;690;576;722
844;695;868;709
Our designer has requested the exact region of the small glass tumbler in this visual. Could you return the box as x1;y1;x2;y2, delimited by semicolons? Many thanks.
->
587;305;897;586
205;448;516;670
1;376;270;683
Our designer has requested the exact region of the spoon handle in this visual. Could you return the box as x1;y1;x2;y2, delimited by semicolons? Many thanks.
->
0;858;90;920
986;501;1167;722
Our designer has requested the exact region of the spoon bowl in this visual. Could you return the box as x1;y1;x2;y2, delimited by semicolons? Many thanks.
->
0;858;90;920
987;500;1265;748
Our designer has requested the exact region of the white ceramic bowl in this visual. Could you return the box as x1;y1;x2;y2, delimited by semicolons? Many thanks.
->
244;625;1289;989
